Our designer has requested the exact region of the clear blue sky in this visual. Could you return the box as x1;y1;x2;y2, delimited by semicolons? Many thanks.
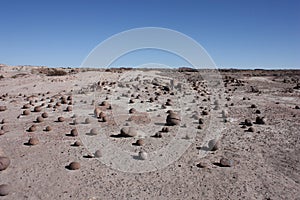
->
0;0;299;69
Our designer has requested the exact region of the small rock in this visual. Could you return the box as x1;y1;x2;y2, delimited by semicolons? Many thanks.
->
23;110;30;115
84;118;91;124
138;151;148;160
98;112;106;118
208;139;220;151
94;150;102;158
100;101;109;106
70;128;78;136
57;117;65;122
89;128;99;135
34;106;42;112
28;137;39;145
255;116;266;124
120;127;137;137
0;106;7;112
135;139;144;146
166;112;180;126
22;103;31;109
102;116;107;122
0;184;10;196
45;126;52;131
36;116;44;123
73;119;79;125
68;162;80;170
222;110;228;118
129;108;136;114
153;132;162;138
244;119;253;126
73;141;82;146
202;110;209;115
161;127;169;132
41;112;48;118
66;106;72;112
247;127;255;132
198;118;204;124
196;162;208;168
0;157;10;171
1;125;8;132
28;125;37;132
220;157;234;167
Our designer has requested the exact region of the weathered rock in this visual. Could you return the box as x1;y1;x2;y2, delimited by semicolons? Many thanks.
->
129;108;136;114
89;128;99;135
0;157;10;171
41;112;48;118
0;106;7;112
68;162;80;170
94;150;102;158
57;116;65;122
220;158;234;167
244;119;253;126
23;110;30;115
120;127;137;137
70;128;78;136
36;116;44;123
166;112;180;126
208;139;220;151
255;116;266;124
34;106;42;112
135;139;144;146
28;137;39;145
0;184;10;196
138;151;148;160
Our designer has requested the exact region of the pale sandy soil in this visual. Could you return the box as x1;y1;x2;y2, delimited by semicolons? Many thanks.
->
0;65;299;200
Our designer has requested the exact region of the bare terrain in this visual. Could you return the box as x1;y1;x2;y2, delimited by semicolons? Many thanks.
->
0;64;299;199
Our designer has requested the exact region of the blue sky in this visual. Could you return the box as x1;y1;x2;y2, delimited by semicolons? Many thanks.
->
0;0;299;69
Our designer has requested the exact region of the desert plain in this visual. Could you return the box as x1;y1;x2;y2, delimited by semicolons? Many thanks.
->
0;64;299;199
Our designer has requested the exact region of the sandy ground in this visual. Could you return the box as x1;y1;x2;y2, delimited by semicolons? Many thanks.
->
0;65;299;199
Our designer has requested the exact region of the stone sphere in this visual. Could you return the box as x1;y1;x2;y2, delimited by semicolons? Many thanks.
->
45;126;52;131
120;127;137;137
34;106;42;112
89;128;99;135
41;112;48;118
208;139;220;151
23;110;30;115
94;150;102;158
70;128;78;136
129;108;136;114
0;184;10;196
28;137;39;145
58;117;65;122
0;106;7;112
0;157;10;171
166;113;180;126
69;162;80;170
36;116;44;123
138;151;148;160
220;158;234;167
73;141;82;146
136;139;145;146
28;125;37;132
